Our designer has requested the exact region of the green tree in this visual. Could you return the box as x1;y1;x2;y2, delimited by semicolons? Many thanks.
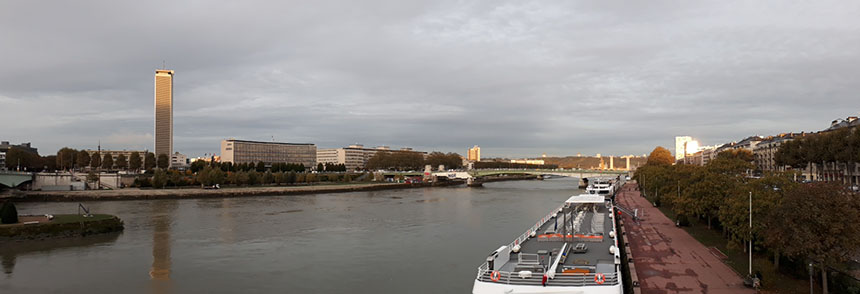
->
90;152;102;169
263;171;274;184
247;171;259;185
287;171;297;184
56;147;77;170
645;146;674;166
101;154;114;170
157;154;169;169
764;182;860;294
129;151;142;171
144;152;157;170
115;154;128;170
86;170;99;186
197;166;212;186
256;161;266;172
5;147;42;171
317;163;324;171
76;150;91;169
152;169;168;188
168;170;184;186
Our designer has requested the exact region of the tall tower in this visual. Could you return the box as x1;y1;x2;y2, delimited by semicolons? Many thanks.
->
154;69;174;158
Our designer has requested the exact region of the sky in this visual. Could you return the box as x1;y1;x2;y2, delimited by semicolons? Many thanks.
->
1;1;859;159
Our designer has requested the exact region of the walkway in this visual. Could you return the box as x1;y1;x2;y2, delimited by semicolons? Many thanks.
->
617;183;753;294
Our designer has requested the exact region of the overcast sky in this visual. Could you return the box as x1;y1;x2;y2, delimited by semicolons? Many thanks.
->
2;1;859;158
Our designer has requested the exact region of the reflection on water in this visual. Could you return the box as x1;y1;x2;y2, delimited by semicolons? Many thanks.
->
150;201;175;281
0;232;121;276
2;178;583;293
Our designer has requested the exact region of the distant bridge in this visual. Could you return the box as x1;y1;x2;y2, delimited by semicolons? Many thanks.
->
0;171;34;188
378;169;627;180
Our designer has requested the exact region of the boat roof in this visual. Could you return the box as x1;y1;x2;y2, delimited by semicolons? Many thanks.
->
565;194;606;204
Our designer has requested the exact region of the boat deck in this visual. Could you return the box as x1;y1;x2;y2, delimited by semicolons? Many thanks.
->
497;199;618;275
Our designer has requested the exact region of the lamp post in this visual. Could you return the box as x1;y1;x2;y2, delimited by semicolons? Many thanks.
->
749;191;753;278
809;262;814;294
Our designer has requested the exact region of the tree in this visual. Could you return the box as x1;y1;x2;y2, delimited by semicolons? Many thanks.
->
129;151;142;171
56;147;77;170
0;201;19;224
646;146;674;166
101;154;114;170
256;161;266;172
263;171;274;184
763;182;860;294
4;147;42;171
90;152;101;169
317;163;324;171
144;152;157;170
115;154;128;170
76;150;91;169
157;154;169;169
152;169;168;188
86;170;99;184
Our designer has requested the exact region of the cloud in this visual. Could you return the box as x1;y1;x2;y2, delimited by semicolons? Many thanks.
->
1;0;859;158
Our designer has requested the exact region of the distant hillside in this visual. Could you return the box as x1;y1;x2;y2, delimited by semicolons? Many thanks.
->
538;156;647;170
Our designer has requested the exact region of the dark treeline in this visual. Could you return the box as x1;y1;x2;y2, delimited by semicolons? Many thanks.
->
474;161;558;170
136;167;372;189
4;147;161;171
635;146;860;292
317;163;347;172
775;125;860;168
365;151;463;171
190;161;307;173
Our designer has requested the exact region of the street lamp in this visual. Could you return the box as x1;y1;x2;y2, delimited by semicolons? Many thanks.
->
809;262;814;294
749;191;753;278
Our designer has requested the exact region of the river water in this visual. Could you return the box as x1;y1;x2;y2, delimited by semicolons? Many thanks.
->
1;178;582;293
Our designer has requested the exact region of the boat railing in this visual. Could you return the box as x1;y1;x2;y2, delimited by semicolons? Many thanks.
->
475;269;620;286
504;203;565;251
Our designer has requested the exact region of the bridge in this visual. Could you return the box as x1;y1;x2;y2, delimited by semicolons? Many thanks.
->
380;169;627;180
0;171;34;188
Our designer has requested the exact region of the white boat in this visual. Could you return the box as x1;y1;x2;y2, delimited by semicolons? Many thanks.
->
472;183;624;294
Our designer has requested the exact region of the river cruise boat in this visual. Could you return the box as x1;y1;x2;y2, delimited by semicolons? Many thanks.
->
585;177;619;200
472;193;623;293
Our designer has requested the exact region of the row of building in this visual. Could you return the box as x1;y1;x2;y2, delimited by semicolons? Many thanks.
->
676;114;860;185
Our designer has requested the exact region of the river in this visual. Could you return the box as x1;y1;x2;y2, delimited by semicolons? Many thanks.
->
1;178;582;293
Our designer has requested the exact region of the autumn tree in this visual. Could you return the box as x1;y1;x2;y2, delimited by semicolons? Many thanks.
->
645;146;673;166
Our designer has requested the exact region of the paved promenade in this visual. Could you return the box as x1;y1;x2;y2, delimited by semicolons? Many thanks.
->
617;183;754;294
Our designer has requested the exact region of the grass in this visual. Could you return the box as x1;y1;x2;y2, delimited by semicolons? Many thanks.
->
655;205;813;294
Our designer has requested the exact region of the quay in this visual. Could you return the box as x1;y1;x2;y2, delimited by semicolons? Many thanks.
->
6;182;454;202
616;183;754;294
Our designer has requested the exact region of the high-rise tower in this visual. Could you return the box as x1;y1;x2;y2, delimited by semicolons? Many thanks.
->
155;69;174;157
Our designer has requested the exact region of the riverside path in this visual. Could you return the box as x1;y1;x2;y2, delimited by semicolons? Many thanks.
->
617;183;754;294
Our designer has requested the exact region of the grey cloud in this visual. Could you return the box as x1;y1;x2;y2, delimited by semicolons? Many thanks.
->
2;0;859;158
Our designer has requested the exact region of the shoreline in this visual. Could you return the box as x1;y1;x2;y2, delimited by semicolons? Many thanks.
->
4;174;540;202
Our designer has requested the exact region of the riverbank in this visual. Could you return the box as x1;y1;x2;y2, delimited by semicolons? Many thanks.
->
0;214;124;240
5;179;469;202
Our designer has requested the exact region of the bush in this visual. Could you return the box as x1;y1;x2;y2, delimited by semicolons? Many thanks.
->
1;201;19;224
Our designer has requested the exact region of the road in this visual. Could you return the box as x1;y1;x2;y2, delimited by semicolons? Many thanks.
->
617;183;754;294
